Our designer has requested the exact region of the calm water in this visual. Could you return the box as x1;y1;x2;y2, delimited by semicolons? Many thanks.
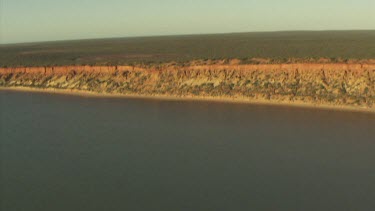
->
1;90;375;211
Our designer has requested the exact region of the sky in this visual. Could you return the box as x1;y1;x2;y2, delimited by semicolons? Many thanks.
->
1;0;374;44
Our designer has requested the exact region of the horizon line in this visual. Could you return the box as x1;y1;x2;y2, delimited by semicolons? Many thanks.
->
1;29;375;46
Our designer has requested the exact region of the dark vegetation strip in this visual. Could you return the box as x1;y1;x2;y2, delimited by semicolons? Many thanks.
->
1;31;375;67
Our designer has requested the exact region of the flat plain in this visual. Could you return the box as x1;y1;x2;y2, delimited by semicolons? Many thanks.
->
1;30;375;67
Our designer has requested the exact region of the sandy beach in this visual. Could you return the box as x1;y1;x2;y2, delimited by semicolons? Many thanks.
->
1;86;374;114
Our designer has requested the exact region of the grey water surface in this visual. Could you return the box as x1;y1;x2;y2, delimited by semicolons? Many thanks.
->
1;90;375;211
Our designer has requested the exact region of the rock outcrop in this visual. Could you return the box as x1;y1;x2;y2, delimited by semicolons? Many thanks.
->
1;63;375;110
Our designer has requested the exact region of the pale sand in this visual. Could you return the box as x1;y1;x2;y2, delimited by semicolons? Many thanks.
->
1;86;374;114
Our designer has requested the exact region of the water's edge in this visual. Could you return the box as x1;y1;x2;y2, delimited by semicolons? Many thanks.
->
1;86;374;114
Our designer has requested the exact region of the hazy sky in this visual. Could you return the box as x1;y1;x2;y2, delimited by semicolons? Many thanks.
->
1;0;374;44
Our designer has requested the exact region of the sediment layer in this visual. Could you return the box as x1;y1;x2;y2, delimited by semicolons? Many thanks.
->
1;63;375;111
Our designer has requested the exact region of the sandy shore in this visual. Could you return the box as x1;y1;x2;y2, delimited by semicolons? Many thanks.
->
1;86;374;114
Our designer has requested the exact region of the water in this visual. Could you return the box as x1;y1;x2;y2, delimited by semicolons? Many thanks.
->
1;90;375;211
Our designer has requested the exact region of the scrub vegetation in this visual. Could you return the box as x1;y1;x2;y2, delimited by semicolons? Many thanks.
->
1;30;375;67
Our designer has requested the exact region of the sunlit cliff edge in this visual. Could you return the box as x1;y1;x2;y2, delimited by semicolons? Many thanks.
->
1;63;375;112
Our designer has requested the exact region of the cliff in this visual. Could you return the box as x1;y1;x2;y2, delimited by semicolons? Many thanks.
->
1;63;375;111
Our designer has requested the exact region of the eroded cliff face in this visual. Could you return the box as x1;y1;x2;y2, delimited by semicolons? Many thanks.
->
1;63;375;109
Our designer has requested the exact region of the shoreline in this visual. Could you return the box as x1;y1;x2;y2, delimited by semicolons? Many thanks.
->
1;86;374;114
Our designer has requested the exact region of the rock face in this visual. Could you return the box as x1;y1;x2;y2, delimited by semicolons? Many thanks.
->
1;63;375;109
